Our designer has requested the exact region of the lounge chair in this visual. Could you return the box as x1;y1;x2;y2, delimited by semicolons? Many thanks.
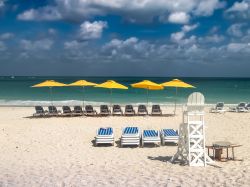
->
245;103;250;111
120;127;140;147
99;105;111;116
151;105;162;116
62;106;72;116
33;106;47;117
137;105;148;115
95;127;114;146
112;105;123;115
229;102;247;112
210;102;226;113
142;130;160;147
84;105;97;116
161;129;179;145
124;105;136;116
72;106;83;115
48;106;61;116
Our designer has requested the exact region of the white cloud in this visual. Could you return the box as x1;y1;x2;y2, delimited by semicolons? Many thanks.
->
79;21;107;40
171;23;198;44
17;6;62;21
171;32;185;42
0;33;14;40
64;40;79;50
64;40;88;50
20;39;54;51
227;0;249;12
182;24;199;32
17;0;223;23
0;0;5;8
194;0;225;16
48;28;57;35
227;23;245;37
105;37;139;49
227;43;250;52
226;0;250;19
0;41;6;51
0;0;6;9
168;12;190;24
200;34;225;43
103;37;155;59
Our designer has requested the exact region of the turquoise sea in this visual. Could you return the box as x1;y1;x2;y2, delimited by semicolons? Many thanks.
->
0;76;250;106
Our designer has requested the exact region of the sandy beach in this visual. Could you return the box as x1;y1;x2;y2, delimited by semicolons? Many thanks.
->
0;106;249;187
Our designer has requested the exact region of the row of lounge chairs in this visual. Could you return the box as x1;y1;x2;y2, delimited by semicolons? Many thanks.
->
33;104;163;117
95;127;179;147
210;102;250;113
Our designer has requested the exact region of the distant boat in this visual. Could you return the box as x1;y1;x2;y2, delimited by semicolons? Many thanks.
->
11;76;15;79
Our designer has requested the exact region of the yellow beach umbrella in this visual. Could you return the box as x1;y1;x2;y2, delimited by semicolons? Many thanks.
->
161;79;195;114
32;80;67;105
67;80;97;108
131;80;164;106
95;80;128;108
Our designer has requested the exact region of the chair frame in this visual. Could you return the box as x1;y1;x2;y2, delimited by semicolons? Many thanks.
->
151;105;162;116
84;105;97;116
95;127;114;146
124;105;136;116
137;105;148;116
120;127;140;147
142;130;160;147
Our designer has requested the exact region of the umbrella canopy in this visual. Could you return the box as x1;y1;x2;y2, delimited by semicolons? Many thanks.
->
131;80;164;90
161;79;195;88
131;80;163;106
68;80;97;87
95;80;128;108
32;80;67;106
32;80;67;87
96;80;128;89
67;80;97;108
161;79;195;115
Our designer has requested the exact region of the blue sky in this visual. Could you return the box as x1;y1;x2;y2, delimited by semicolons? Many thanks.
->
0;0;250;76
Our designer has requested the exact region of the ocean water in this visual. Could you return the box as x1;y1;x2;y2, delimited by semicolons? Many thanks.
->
0;76;250;106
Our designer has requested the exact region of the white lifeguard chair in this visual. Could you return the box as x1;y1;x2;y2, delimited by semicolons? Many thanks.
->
171;92;213;166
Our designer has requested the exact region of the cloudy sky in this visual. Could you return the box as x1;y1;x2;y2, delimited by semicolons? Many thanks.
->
0;0;250;76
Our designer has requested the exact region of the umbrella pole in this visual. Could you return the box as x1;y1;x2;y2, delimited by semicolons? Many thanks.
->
147;88;149;108
82;86;85;110
49;87;53;106
174;87;177;115
110;89;113;110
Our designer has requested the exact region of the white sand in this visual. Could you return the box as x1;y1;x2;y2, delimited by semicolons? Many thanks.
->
0;106;249;186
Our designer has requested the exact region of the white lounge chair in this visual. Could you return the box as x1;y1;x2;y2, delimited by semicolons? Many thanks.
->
161;129;179;145
210;102;226;113
95;127;114;146
142;130;160;147
120;127;140;147
229;102;247;112
245;103;250;111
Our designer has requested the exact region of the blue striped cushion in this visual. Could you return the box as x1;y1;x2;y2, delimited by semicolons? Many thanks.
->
98;127;113;135
143;130;158;137
163;129;178;136
124;127;139;134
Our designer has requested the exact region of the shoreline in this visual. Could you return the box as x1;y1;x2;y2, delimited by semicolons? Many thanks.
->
0;100;241;107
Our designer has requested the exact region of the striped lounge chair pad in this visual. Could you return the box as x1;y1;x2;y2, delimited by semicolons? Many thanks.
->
98;128;113;135
123;127;139;134
143;130;158;137
162;129;178;136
